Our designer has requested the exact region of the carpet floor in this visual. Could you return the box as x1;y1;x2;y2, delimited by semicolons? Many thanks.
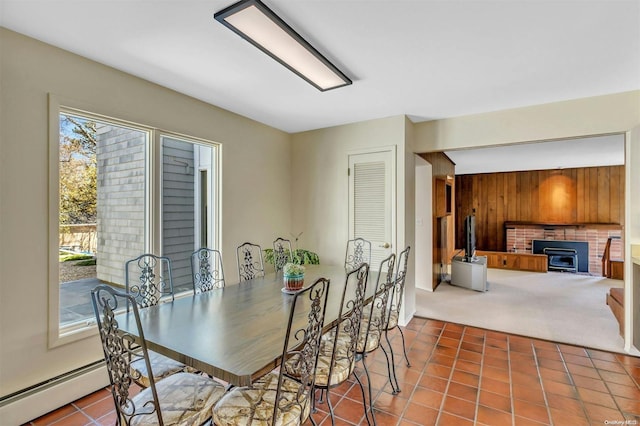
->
415;268;639;356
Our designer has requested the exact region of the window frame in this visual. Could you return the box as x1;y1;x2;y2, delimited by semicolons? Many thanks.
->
48;94;221;347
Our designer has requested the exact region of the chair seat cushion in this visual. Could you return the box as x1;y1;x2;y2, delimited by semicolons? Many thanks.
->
213;371;310;426
284;337;354;388
363;304;398;330
129;372;226;426
131;350;188;388
328;321;380;355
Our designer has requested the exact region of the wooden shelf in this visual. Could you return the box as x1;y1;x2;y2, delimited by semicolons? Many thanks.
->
435;178;452;217
476;250;548;273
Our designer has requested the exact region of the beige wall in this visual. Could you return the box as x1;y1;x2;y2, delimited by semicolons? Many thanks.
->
401;117;417;318
290;115;417;323
290;115;407;266
0;28;292;399
414;90;640;151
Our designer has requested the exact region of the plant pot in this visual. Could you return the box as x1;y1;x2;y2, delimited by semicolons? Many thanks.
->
283;273;304;291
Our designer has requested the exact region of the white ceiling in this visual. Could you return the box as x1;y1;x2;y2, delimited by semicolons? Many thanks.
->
445;134;625;175
1;0;639;136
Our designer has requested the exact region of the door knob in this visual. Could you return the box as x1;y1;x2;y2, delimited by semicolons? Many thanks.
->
380;242;390;249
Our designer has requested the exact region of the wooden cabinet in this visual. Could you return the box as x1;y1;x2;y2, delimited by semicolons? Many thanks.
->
435;178;452;217
477;250;548;273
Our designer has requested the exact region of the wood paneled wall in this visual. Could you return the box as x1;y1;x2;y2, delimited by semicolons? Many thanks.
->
419;153;455;289
455;166;625;251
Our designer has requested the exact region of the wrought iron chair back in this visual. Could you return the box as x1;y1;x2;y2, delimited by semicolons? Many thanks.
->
236;242;265;282
383;245;412;395
273;237;293;272
125;254;174;312
324;262;369;388
389;246;410;320
344;238;372;272
190;248;225;294
361;253;396;352
276;277;330;424
91;285;163;425
315;263;369;424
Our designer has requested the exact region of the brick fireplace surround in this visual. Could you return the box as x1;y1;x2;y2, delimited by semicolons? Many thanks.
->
505;222;623;276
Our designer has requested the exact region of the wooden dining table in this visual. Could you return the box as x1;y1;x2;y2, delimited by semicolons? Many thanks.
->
115;264;380;387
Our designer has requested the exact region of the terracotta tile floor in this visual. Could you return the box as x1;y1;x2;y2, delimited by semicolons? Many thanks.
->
25;317;640;425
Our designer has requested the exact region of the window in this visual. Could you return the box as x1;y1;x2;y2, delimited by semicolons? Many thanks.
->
161;135;218;294
50;100;220;346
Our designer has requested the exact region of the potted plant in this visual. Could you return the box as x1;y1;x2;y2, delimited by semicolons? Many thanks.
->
264;233;320;267
283;262;305;291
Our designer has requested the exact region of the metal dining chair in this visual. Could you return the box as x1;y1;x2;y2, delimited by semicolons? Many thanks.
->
125;254;175;310
190;248;225;293
91;284;226;426
213;277;330;426
355;253;396;425
383;246;411;394
236;242;265;282
293;263;371;426
124;254;188;387
273;237;293;273
344;237;372;272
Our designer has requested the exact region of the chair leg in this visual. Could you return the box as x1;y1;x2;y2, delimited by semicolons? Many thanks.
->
353;370;372;426
383;330;400;394
397;325;410;367
311;388;319;413
325;388;336;426
309;412;318;426
360;355;377;426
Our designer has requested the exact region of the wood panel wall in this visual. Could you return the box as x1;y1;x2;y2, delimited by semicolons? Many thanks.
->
419;153;455;289
455;166;625;251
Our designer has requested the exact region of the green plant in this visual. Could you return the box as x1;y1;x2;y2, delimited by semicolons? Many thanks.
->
263;248;320;265
59;252;95;262
283;262;305;276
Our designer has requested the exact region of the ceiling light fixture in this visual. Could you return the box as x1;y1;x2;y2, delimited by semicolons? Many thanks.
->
214;0;352;91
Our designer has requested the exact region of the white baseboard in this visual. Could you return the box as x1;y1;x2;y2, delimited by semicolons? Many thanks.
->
0;363;109;425
400;309;416;327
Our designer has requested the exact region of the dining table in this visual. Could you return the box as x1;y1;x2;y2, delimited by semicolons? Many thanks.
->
115;264;381;387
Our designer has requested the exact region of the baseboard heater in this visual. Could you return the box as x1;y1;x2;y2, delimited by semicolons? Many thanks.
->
0;360;108;425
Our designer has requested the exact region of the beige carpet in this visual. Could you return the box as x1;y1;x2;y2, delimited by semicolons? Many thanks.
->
415;268;638;355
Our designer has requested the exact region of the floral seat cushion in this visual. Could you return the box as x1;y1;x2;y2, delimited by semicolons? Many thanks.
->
131;350;188;388
363;304;399;330
324;321;380;355
129;372;226;426
283;337;354;388
213;371;310;426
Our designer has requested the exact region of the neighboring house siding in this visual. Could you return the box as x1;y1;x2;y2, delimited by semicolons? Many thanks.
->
96;124;146;286
162;138;196;292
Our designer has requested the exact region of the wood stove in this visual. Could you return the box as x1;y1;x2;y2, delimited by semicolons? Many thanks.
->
543;247;578;273
532;239;589;273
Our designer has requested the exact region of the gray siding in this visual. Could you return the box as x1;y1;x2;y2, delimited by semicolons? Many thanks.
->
162;138;195;292
96;124;146;286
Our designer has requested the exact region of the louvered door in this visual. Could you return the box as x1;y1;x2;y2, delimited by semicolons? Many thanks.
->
348;149;395;271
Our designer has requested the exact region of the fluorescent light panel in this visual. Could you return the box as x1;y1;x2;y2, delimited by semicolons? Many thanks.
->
215;0;351;91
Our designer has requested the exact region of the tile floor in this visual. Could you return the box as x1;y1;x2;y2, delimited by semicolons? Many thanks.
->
25;317;640;425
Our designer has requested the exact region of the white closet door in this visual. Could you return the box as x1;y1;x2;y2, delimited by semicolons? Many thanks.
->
348;148;395;271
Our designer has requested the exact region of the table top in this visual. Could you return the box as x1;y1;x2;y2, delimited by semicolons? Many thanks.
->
116;264;379;386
